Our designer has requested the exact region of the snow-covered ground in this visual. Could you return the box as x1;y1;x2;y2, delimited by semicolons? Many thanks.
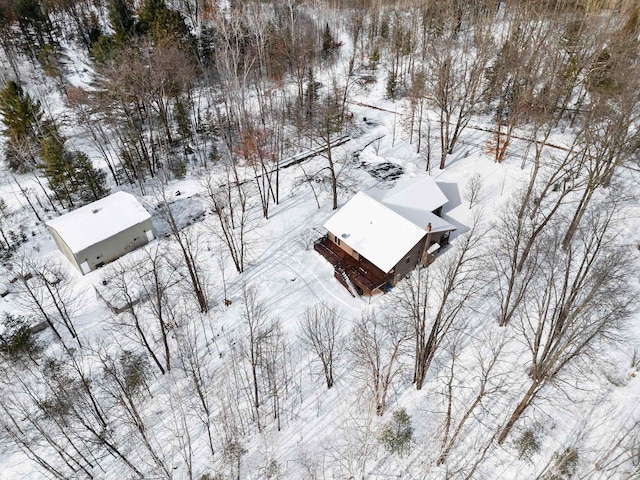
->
1;9;640;480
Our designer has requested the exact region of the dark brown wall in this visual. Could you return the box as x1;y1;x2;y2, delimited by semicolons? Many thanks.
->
391;236;428;286
391;231;448;286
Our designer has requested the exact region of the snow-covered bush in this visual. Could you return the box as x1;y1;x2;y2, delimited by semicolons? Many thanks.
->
379;408;413;457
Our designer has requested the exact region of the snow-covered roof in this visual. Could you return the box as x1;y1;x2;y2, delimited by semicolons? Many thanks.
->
376;175;449;214
46;192;152;253
367;175;454;233
389;206;454;233
323;192;429;273
323;175;457;273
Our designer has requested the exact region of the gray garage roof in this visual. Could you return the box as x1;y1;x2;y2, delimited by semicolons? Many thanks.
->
46;191;151;254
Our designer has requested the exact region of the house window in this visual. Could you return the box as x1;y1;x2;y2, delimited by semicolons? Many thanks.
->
335;236;341;246
405;255;411;264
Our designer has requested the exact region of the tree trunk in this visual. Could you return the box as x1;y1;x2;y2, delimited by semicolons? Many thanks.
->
497;381;540;445
562;186;594;250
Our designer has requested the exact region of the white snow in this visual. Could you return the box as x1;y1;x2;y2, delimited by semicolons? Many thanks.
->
386;204;455;233
1;8;639;480
45;191;152;253
323;191;430;273
368;175;455;233
378;175;449;213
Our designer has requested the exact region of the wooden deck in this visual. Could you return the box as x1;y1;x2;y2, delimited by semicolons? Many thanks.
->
314;236;389;296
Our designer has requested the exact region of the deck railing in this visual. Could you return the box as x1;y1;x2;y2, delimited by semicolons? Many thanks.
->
314;236;389;295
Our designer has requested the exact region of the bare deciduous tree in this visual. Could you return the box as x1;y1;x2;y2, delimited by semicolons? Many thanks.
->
205;167;255;274
136;244;180;373
326;406;379;479
395;220;483;389
240;285;276;430
463;174;482;209
309;79;352;211
426;18;491;169
351;312;409;416
498;210;634;444
177;320;217;462
562;102;640;249
103;260;167;375
12;256;80;348
492;142;586;328
155;184;209;313
97;346;172;476
299;302;344;389
260;318;291;432
437;331;509;466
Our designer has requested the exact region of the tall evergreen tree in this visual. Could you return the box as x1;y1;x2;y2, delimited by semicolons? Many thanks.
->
108;0;136;45
12;0;56;56
73;151;108;202
321;23;339;56
0;81;42;143
0;81;43;172
40;126;108;207
138;0;190;43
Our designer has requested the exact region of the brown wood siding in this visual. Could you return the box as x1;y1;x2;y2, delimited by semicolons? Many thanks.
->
392;236;428;286
392;231;451;285
421;231;448;265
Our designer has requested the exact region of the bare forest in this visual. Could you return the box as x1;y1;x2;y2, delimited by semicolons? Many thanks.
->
1;0;640;479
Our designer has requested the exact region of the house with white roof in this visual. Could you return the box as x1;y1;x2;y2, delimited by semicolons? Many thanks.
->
46;191;154;274
315;176;455;296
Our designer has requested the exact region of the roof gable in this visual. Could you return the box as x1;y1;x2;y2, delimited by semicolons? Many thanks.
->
386;205;455;233
381;175;449;214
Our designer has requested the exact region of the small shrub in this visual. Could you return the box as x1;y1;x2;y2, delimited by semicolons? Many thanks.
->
90;34;116;63
298;229;318;251
0;313;41;360
514;429;540;461
199;474;223;480
38;43;60;77
369;47;380;70
263;459;281;479
171;159;187;179
555;448;578;478
386;72;398;99
379;408;413;457
543;448;579;480
120;350;149;396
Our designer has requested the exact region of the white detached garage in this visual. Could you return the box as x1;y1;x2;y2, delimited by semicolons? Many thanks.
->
46;191;154;274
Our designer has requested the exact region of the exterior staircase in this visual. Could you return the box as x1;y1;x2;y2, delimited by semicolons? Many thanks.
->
336;267;360;297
